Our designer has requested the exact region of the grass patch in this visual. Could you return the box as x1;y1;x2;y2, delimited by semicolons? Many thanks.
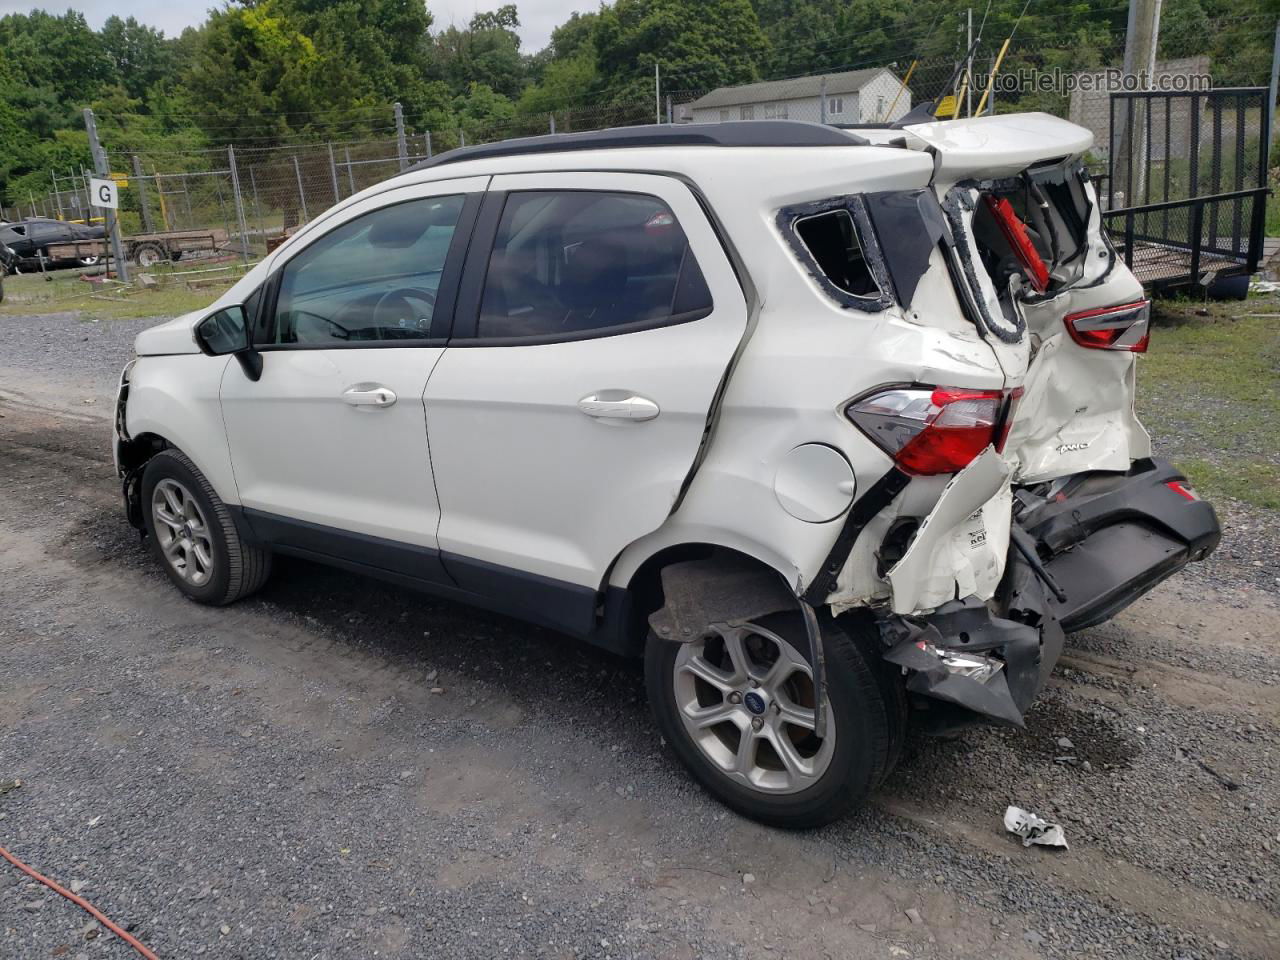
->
1139;295;1280;510
0;263;240;321
1177;459;1280;511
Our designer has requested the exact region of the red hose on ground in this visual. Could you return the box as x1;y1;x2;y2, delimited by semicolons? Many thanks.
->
0;843;160;960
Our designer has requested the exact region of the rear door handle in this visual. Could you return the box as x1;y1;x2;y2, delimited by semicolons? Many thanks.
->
343;383;397;408
577;393;660;421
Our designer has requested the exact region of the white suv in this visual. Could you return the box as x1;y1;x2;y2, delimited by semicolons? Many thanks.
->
115;116;1219;827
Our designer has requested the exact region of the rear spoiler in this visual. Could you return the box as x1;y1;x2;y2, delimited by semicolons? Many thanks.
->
899;113;1094;183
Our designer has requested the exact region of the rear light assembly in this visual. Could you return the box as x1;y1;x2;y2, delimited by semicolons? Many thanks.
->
846;385;1021;476
1063;300;1151;352
983;194;1050;293
1165;479;1200;502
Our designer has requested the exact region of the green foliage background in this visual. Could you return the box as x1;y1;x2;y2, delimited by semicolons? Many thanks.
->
1;0;1277;206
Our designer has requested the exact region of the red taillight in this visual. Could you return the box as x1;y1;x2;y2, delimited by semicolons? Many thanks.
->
983;194;1050;293
1063;300;1151;352
846;385;1018;476
1165;479;1199;502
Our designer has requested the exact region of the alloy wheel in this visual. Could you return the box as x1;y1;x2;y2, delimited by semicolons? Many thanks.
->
672;623;835;794
151;478;216;586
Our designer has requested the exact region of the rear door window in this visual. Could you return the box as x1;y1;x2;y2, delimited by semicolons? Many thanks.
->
476;190;712;340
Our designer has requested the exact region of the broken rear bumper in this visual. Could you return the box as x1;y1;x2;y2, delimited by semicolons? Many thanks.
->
1019;457;1220;632
877;456;1220;727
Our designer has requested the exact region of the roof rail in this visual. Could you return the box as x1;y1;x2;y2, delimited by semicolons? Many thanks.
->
408;120;869;173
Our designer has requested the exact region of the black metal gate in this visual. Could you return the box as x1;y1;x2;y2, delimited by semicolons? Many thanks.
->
1102;88;1270;291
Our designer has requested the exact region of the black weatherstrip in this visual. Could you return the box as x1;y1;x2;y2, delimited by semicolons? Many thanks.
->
428;190;484;341
448;190;507;341
802;468;911;606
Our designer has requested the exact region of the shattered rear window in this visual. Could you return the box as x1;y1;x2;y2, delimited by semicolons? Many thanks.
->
777;197;894;313
794;209;882;299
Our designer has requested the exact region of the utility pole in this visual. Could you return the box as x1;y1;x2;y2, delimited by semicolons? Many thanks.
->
966;8;973;117
820;76;828;124
1267;19;1280;170
393;101;408;171
82;107;128;283
654;63;661;125
1119;0;1163;199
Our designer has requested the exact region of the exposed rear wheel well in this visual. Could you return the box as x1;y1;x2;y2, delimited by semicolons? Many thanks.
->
614;544;799;657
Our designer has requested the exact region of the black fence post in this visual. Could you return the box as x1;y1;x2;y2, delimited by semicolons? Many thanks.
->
1189;202;1203;283
1189;93;1200;199
1124;209;1135;270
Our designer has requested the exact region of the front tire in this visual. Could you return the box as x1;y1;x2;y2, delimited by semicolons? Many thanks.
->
141;449;271;605
647;612;894;828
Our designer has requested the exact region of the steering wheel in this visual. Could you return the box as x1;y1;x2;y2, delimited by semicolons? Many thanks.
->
372;287;436;337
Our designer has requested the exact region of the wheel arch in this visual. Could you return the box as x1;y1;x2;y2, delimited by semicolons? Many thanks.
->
122;356;240;511
599;534;804;658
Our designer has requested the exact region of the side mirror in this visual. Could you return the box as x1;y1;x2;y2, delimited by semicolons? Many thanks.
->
195;305;262;381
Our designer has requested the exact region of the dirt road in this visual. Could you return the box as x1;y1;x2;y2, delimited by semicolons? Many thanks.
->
1;314;1277;959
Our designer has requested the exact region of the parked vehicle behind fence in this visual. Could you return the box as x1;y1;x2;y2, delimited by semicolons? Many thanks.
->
113;116;1220;827
0;217;105;268
0;238;14;301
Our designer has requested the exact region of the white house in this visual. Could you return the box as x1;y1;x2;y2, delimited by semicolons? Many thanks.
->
687;68;912;126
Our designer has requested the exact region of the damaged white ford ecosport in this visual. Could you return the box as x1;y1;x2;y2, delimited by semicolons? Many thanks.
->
115;115;1220;827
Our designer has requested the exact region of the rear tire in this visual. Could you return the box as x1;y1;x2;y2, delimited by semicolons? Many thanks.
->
841;611;909;785
141;449;271;605
647;612;892;828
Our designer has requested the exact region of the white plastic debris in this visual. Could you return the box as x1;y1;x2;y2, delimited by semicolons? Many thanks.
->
1003;805;1068;849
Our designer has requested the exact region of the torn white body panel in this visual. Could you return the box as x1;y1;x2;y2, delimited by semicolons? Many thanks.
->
1004;251;1152;483
829;474;950;613
1004;330;1150;482
940;161;1152;484
886;448;1013;615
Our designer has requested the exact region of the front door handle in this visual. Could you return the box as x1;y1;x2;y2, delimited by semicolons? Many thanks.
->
343;383;397;408
577;393;660;421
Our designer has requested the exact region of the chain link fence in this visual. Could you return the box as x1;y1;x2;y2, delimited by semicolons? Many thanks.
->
2;28;1269;279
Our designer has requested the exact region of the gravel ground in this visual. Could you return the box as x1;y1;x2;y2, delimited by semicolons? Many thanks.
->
1;313;1277;960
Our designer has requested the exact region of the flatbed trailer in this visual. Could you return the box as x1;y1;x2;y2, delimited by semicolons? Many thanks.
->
46;228;229;268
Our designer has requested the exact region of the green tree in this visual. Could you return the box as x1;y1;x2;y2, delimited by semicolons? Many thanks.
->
278;0;438;117
593;0;769;101
100;16;178;100
517;54;599;115
185;0;331;144
0;10;114;107
430;5;527;100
